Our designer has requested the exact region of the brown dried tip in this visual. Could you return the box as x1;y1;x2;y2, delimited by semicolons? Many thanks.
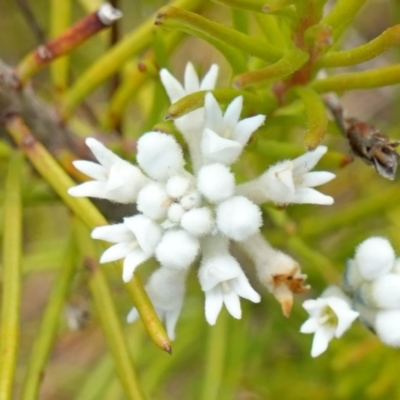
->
272;269;310;317
163;343;172;355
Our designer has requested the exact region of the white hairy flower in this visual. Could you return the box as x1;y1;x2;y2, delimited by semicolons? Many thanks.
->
198;235;261;325
68;138;147;203
201;93;265;165
160;62;219;137
69;62;338;336
300;287;359;357
236;146;335;205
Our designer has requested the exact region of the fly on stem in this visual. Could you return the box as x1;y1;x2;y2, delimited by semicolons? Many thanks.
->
324;92;400;180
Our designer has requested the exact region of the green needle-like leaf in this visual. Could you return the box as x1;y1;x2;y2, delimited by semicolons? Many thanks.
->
320;25;400;68
0;152;23;400
21;238;79;400
295;86;328;150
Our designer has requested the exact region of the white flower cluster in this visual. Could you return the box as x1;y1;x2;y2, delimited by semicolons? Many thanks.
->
301;236;400;357
344;236;400;347
69;63;335;339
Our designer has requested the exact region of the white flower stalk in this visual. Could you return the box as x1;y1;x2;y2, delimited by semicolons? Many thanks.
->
237;233;309;316
160;62;219;171
198;235;260;325
127;266;188;340
68;138;147;203
201;93;265;166
91;215;163;282
236;146;335;206
300;286;359;357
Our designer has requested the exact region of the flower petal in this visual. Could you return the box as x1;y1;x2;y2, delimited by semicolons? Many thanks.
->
297;171;336;187
204;92;223;133
86;138;121;169
201;128;243;165
300;317;319;334
292;145;327;175
122;249;150;282
231;273;261;303
68;181;108;199
223;289;242;319
91;223;133;243
205;286;224;325
200;64;219;90
184;62;200;93
160;68;186;103
222;96;243;133
100;242;135;263
292;187;334;205
232;114;265;146
311;325;335;357
165;307;182;340
72;160;107;181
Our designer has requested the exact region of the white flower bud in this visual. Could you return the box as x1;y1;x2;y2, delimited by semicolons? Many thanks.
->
166;175;191;198
197;163;235;203
136;183;170;221
181;207;213;237
180;191;202;210
136;132;185;181
168;203;185;222
368;274;400;309
355;237;395;280
375;310;400;347
216;196;262;241
155;230;199;269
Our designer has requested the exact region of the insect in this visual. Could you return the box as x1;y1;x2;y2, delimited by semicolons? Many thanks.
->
345;118;400;181
323;93;400;180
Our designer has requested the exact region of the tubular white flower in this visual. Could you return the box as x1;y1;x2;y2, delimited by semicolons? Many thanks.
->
236;146;335;206
136;132;185;181
237;233;308;316
199;235;260;325
343;258;364;292
155;229;200;269
201;93;266;165
136;182;170;220
160;63;219;149
127;266;188;340
354;236;395;280
91;215;163;282
300;293;359;357
197;163;235;203
375;310;400;347
68;138;147;203
216;196;262;241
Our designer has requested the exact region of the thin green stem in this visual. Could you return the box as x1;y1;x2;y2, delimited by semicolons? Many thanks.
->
200;309;228;400
60;0;204;121
4;115;170;353
21;238;79;400
0;152;24;400
75;220;146;400
50;0;71;95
